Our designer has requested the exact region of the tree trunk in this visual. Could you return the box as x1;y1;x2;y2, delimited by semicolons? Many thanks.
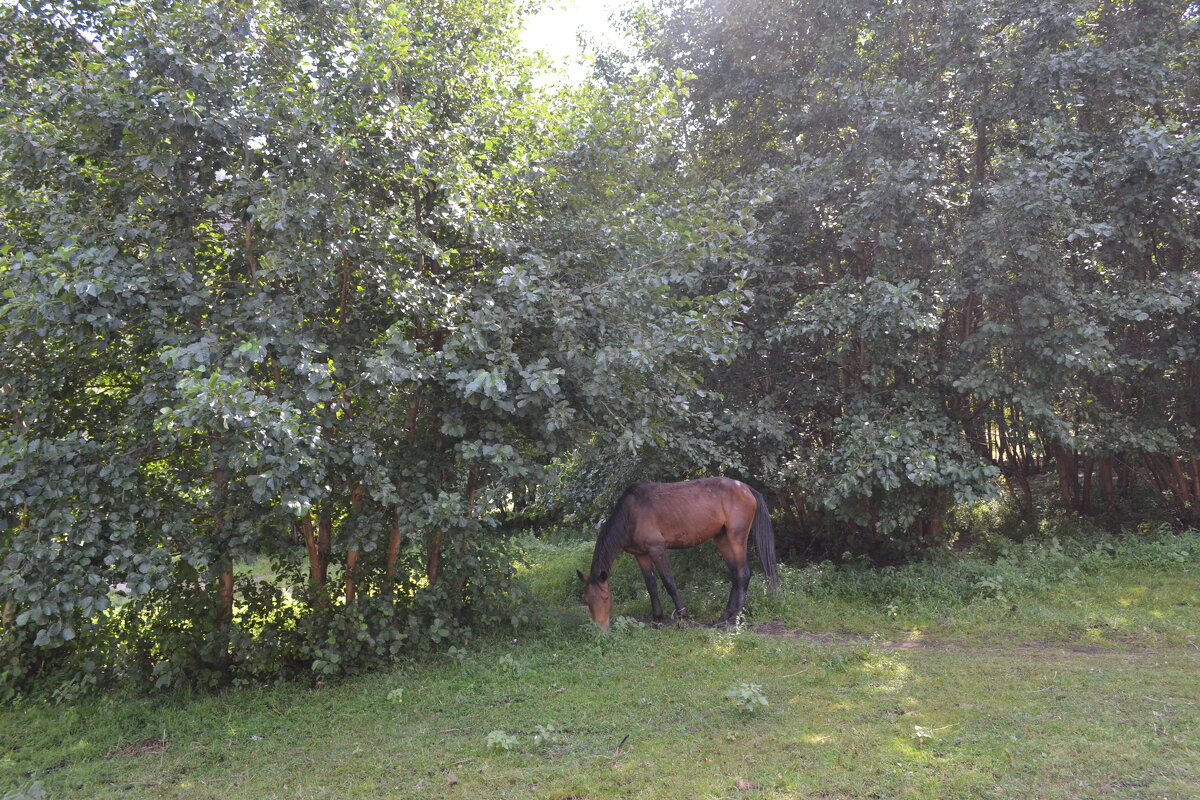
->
453;468;480;598
1049;442;1078;514
318;512;333;579
1079;456;1094;515
385;503;405;581
1142;454;1170;501
1008;467;1034;519
300;514;328;591
1191;458;1200;512
344;549;359;604
1140;454;1199;521
212;463;234;630
426;532;442;585
1098;457;1116;511
343;485;365;603
1170;455;1200;521
389;397;420;585
215;555;234;630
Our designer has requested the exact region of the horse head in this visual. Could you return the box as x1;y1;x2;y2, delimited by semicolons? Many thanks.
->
577;569;611;634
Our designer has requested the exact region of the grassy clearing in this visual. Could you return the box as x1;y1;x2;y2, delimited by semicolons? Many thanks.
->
3;526;1199;799
523;526;1200;650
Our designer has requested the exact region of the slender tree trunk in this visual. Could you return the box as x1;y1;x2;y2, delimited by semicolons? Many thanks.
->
927;511;943;545
318;511;333;580
452;468;480;598
995;404;1034;518
426;532;442;585
212;464;234;630
1114;458;1130;496
344;549;359;603
1010;467;1034;519
1049;442;1078;514
1098;457;1116;511
1140;454;1199;520
344;485;364;603
300;514;328;591
215;555;235;630
386;397;421;585
1169;455;1200;521
973;84;990;186
425;466;450;585
1191;458;1200;511
413;184;425;272
1079;456;1094;515
385;503;404;581
1142;454;1170;501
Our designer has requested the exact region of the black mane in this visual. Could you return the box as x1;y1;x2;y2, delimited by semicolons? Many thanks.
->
588;483;642;578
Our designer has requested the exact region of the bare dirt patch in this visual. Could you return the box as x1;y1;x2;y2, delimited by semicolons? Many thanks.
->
107;738;168;759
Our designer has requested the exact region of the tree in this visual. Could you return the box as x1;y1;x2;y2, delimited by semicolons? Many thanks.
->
625;0;1199;553
0;0;743;690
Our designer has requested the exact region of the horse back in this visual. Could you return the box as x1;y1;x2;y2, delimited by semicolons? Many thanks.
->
623;477;756;549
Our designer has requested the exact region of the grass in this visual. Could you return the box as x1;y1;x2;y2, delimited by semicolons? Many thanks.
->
521;525;1200;650
3;524;1199;799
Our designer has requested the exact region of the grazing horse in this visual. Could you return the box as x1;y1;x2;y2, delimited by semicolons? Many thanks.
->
577;477;777;633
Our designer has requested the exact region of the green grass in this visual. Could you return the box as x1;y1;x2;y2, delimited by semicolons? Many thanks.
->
523;527;1200;650
4;527;1199;799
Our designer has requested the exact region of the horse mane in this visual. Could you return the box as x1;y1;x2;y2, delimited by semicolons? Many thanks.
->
588;483;642;578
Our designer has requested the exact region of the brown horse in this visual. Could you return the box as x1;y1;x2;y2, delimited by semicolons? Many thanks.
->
577;477;777;633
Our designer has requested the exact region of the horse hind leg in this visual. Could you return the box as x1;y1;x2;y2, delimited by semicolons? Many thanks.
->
648;548;688;621
634;552;665;622
713;533;750;626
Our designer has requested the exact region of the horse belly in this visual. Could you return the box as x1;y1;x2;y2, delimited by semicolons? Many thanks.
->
652;501;729;548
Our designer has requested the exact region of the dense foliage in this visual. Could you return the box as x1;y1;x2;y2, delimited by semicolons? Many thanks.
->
1;0;1197;692
621;0;1200;554
0;0;742;690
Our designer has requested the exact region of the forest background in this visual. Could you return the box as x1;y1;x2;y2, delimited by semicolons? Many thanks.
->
1;0;1198;694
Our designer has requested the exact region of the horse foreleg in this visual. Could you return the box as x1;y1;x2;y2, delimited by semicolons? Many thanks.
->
634;553;664;621
649;549;688;620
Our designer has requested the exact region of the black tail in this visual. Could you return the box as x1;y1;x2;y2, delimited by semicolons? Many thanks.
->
749;488;778;591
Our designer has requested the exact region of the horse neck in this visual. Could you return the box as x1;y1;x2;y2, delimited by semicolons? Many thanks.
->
589;513;629;578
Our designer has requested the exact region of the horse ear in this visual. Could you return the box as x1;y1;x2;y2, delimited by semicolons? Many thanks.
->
597;570;609;583
576;569;587;583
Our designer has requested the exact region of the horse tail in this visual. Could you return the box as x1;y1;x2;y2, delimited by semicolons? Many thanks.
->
749;488;778;592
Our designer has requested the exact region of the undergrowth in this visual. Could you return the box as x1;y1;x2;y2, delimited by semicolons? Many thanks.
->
770;522;1198;610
